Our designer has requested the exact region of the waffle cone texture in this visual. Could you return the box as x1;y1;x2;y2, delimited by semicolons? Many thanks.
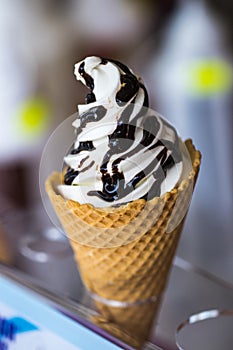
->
46;139;201;348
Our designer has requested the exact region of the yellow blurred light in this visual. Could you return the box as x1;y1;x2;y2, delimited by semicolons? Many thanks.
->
17;98;50;138
187;59;233;96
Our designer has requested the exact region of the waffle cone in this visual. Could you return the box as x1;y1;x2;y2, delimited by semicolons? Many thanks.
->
46;139;201;348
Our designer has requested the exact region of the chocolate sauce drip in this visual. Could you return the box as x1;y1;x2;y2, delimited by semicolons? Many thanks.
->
79;61;97;103
86;92;96;104
108;122;157;164
116;74;139;105
118;102;134;125
78;156;89;169
163;154;175;172
127;145;168;191
80;105;107;129
101;57;108;65
71;141;95;154
107;58;149;107
64;147;95;185
78;62;94;90
139;82;149;107
151;138;182;164
109;124;136;153
143;153;176;201
64;168;79;185
108;59;134;76
89;171;125;202
79;160;95;174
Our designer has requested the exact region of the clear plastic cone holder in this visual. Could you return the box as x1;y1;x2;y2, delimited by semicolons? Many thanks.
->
175;309;233;350
40;105;200;348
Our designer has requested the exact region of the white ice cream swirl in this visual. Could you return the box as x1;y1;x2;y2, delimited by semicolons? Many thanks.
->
59;56;183;207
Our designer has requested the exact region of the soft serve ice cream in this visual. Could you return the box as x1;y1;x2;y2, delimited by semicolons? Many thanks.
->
58;56;183;207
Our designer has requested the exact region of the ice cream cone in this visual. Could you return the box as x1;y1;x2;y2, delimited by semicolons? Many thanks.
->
46;139;201;348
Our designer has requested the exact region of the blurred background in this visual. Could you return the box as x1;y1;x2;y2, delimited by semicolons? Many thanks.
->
0;0;232;348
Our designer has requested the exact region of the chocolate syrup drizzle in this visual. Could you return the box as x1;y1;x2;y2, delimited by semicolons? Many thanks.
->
64;58;181;203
